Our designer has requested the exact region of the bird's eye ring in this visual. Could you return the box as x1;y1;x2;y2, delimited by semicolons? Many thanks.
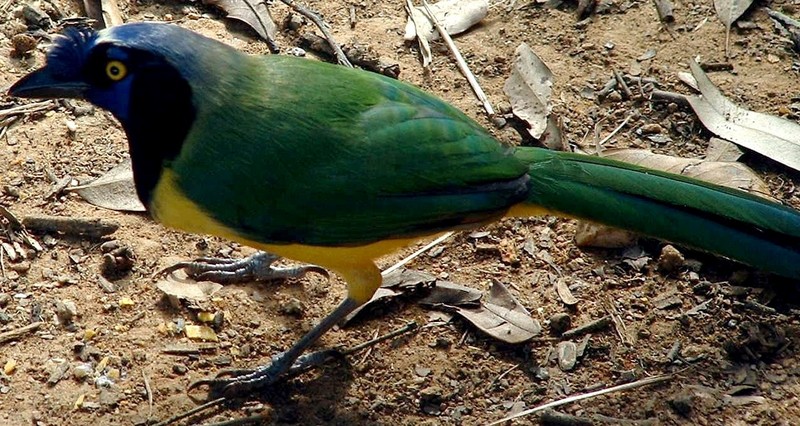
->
105;60;127;81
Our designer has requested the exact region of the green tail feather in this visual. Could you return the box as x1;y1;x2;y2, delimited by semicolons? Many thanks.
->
515;147;800;280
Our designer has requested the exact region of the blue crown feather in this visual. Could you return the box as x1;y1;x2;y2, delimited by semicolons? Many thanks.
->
45;26;99;81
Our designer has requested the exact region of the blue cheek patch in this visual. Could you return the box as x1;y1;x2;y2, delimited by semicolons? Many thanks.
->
87;77;133;123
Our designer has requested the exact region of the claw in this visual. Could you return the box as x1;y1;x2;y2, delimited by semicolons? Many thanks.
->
156;251;328;284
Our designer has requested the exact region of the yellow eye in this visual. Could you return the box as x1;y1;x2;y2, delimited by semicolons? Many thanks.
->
105;60;127;81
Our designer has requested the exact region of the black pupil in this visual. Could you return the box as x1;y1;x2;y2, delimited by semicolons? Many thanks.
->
110;65;119;75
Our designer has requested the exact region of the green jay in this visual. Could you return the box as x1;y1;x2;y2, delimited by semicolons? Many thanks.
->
10;22;800;397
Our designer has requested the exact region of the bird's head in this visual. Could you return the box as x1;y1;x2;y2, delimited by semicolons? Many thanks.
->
8;22;218;124
9;22;240;205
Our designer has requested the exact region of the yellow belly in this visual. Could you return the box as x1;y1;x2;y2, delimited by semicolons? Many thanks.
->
149;169;426;271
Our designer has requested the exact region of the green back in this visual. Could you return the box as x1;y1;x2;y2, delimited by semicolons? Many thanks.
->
171;55;528;246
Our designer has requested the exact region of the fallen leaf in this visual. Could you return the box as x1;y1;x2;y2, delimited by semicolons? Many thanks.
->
344;268;436;323
554;277;579;306
714;0;754;56
706;137;744;162
202;0;278;43
405;0;432;67
504;43;554;139
685;59;800;172
68;158;146;212
404;0;488;42
417;280;482;306
449;279;541;344
155;279;223;303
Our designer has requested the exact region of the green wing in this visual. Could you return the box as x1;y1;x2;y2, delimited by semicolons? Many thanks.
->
171;55;528;246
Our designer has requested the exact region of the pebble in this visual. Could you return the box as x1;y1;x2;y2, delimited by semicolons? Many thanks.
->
658;245;685;273
549;313;572;335
557;341;578;371
0;293;10;308
10;33;36;56
73;363;93;381
639;123;664;135
172;364;188;375
279;298;305;317
56;299;78;324
668;392;693;417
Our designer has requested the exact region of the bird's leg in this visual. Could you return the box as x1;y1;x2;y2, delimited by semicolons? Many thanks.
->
190;297;361;397
159;251;327;284
189;263;382;398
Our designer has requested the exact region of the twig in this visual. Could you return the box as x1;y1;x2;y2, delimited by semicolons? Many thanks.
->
561;316;611;339
280;0;352;67
348;4;357;29
597;114;634;147
342;321;418;356
357;329;380;365
613;70;632;99
486;363;520;391
650;89;689;107
0;100;56;119
420;0;495;117
603;297;632;347
382;232;454;276
0;321;43;344
201;415;271;426
486;374;673;425
152;397;226;426
143;371;154;421
21;215;119;238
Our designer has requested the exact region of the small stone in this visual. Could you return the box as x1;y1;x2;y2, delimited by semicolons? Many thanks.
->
119;297;135;308
279;298;304;317
98;389;120;407
11;33;37;56
172;364;188;375
0;293;10;307
639;123;664;135
658;245;685;273
73;363;93;381
8;261;30;274
100;241;120;253
549;313;572;335
668;392;693;417
557;341;578;371
185;325;218;341
65;119;77;135
4;359;17;374
56;299;78;325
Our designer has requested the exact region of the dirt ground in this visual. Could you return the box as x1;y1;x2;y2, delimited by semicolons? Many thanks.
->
2;0;800;425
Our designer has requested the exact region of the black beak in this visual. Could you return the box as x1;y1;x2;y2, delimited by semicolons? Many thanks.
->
9;66;89;99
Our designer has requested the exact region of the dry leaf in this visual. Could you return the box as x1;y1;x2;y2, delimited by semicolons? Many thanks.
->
685;59;800;172
203;0;277;43
405;0;432;67
706;137;743;162
156;279;223;303
450;279;541;344
554;277;579;306
68;158;146;212
417;280;482;306
404;0;488;42
714;0;754;56
504;43;554;140
344;269;436;323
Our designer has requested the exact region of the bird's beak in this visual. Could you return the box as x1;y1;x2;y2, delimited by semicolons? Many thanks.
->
9;66;89;99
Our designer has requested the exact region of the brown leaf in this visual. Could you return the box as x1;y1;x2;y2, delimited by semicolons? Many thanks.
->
450;279;541;344
68;158;146;212
203;0;278;43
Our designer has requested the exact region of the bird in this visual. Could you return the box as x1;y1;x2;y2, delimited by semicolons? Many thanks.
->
10;22;800;397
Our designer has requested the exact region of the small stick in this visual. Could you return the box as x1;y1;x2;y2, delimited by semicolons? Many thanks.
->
613;70;633;99
280;0;352;67
0;100;56;119
21;215;119;238
406;0;432;68
0;321;43;344
341;321;418;356
420;0;495;117
487;374;673;425
382;232;454;276
486;363;520;391
650;89;690;107
348;4;356;29
152;398;226;426
561;316;611;339
596;77;617;98
202;415;271;426
597;114;634;146
143;371;154;421
653;0;674;23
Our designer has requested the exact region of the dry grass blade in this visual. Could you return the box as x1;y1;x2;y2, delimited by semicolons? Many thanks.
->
420;0;494;117
486;375;673;425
